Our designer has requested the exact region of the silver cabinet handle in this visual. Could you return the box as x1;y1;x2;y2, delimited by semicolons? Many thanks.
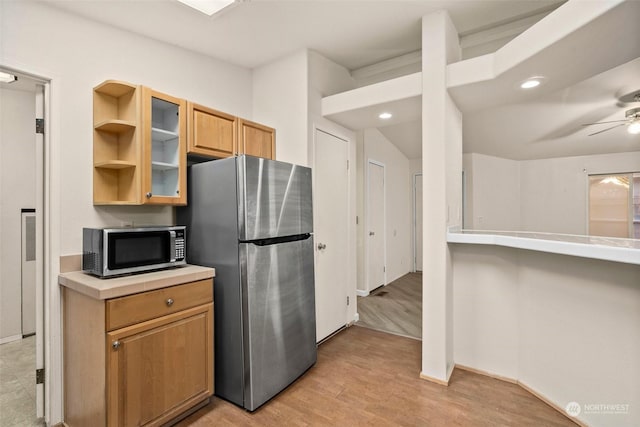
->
369;231;375;236
146;192;152;198
317;243;326;250
166;298;174;307
112;340;121;350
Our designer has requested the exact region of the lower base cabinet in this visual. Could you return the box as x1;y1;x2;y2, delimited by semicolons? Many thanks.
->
63;279;214;427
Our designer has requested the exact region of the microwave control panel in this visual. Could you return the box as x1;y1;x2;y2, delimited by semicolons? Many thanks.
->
175;229;185;261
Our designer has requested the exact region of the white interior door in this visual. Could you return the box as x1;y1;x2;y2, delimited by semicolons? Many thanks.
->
21;211;36;336
366;161;385;291
414;174;423;272
314;128;349;342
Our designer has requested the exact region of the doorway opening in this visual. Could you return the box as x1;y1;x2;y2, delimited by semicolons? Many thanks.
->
0;68;46;425
413;172;423;272
356;159;421;340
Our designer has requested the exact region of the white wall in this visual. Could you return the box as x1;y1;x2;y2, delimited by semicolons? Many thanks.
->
1;0;253;256
253;50;309;166
466;153;520;230
520;151;640;234
361;128;412;286
421;10;461;383
0;87;36;341
464;151;640;234
2;2;253;422
452;244;640;427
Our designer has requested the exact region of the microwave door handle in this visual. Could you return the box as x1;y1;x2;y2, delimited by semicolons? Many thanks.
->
169;230;176;262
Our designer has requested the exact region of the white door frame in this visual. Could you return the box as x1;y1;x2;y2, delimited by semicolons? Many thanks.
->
1;62;61;424
413;172;423;272
364;159;386;294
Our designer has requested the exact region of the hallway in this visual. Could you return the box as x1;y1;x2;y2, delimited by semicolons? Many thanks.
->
357;272;422;339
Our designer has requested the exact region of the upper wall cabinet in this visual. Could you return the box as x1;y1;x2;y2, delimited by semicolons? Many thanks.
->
92;81;187;205
141;87;187;205
93;80;141;205
187;102;237;159
93;80;275;205
237;118;275;160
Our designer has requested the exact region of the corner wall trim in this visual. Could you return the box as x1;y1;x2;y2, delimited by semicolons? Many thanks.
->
455;364;518;384
419;372;449;386
356;290;369;297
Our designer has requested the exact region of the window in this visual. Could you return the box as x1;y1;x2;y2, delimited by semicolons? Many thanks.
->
588;173;640;238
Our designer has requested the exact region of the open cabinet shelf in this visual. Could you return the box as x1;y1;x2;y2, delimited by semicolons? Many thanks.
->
93;80;141;205
95;119;136;134
95;160;137;169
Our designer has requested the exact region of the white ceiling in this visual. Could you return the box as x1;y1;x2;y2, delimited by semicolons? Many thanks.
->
39;0;640;162
464;57;640;161
324;1;640;161
40;0;563;70
457;0;640;160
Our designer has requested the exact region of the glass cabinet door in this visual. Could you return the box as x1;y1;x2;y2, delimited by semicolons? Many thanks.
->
143;88;186;205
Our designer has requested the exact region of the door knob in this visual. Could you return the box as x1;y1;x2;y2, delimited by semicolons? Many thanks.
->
317;243;326;250
369;231;375;236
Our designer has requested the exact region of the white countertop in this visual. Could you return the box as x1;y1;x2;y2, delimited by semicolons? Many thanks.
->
447;229;640;266
59;264;215;300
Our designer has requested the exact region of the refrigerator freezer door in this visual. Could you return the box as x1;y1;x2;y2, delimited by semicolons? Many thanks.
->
238;156;313;241
239;236;317;411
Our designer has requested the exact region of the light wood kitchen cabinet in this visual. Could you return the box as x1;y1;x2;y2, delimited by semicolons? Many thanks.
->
93;80;141;205
237;118;276;160
93;81;187;205
187;102;237;159
141;87;187;205
63;278;214;427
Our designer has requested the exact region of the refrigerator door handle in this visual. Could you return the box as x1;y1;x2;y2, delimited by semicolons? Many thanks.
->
245;233;311;246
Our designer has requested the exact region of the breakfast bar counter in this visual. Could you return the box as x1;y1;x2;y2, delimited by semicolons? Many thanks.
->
447;228;640;266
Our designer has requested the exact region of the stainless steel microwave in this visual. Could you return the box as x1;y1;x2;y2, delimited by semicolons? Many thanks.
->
82;226;186;277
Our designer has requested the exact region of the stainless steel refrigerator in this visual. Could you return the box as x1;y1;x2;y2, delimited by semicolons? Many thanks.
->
176;155;317;411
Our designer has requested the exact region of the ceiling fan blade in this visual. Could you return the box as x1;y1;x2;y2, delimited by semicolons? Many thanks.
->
582;119;628;126
588;123;626;136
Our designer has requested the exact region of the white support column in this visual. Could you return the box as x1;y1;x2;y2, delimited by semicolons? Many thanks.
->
421;10;462;384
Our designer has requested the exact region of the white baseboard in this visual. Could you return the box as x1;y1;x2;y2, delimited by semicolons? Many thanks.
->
0;334;23;345
353;313;360;322
356;289;369;297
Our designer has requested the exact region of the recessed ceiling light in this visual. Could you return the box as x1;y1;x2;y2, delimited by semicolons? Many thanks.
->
628;121;640;135
379;112;392;119
520;79;541;89
0;72;17;83
176;0;235;16
519;76;546;90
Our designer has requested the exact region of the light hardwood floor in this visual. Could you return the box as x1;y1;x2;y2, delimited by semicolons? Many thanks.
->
177;326;576;426
357;272;422;339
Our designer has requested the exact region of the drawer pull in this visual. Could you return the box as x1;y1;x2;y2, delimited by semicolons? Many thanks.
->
166;298;174;307
112;340;121;350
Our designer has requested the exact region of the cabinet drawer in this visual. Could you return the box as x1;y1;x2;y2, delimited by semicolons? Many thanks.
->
106;279;213;331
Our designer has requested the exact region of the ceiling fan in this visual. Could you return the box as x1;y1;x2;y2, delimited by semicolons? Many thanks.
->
583;92;640;136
